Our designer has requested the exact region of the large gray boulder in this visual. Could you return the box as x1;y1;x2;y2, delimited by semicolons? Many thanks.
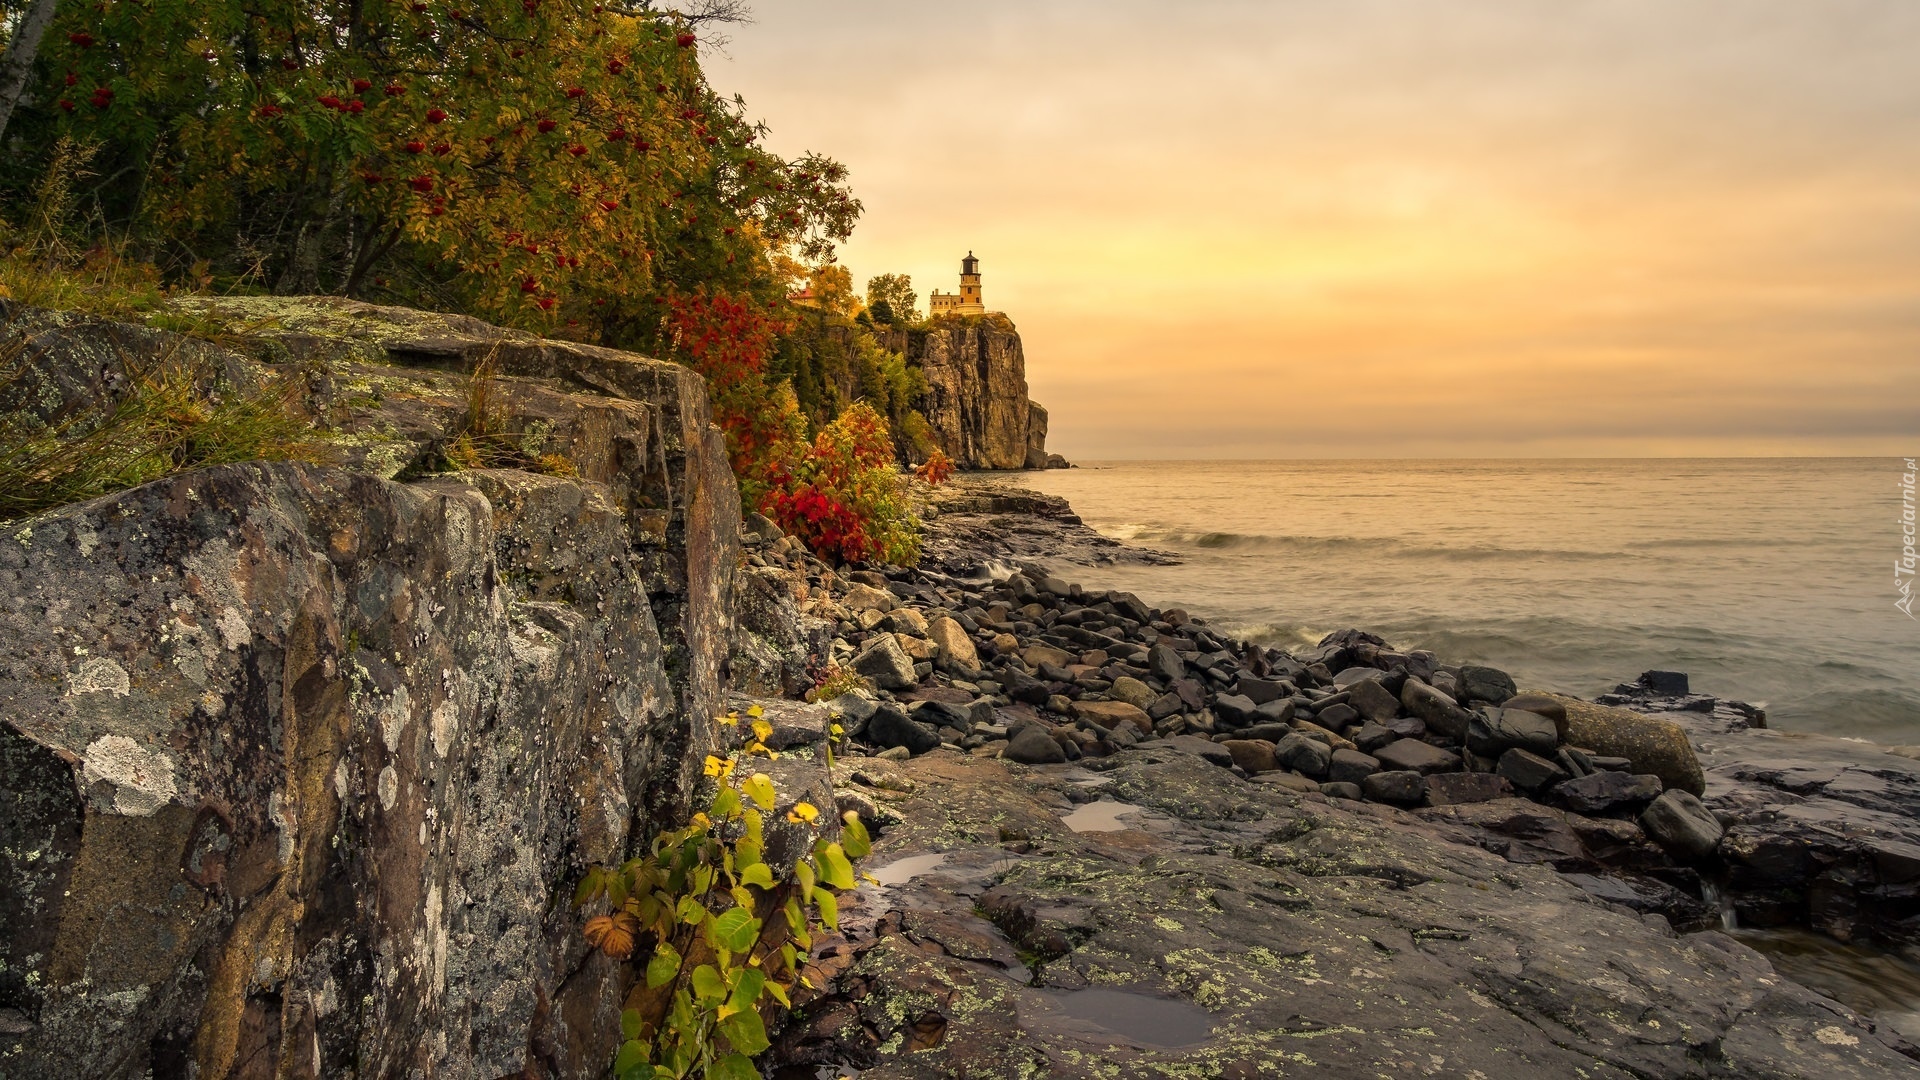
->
1641;790;1726;861
0;299;762;1079
853;633;920;691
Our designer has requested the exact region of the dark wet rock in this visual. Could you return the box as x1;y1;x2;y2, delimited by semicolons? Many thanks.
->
1466;708;1560;758
1501;692;1569;734
1415;798;1589;869
1425;772;1516;806
1212;694;1262;727
1003;668;1053;706
1005;725;1068;765
1381;714;1428;741
1236;678;1289;705
1345;678;1401;724
1147;644;1185;683
1320;782;1364;800
1351;721;1397;754
1401;679;1473;739
1328;748;1381;785
1363;770;1428;806
1497;747;1571;792
1555;771;1664;815
867;704;943;756
1313;702;1359;730
1274;734;1332;779
1640;790;1725;861
1638;670;1692;696
1373;739;1461;776
1458;664;1517;705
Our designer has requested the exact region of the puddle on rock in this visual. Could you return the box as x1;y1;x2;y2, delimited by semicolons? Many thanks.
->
1025;988;1214;1048
1061;799;1141;832
1061;768;1114;788
1732;927;1920;1041
867;853;948;887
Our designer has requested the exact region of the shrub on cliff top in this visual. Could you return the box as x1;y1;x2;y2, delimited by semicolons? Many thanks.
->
4;0;858;338
762;401;922;566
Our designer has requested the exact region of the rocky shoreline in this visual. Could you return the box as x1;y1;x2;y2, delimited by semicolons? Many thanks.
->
744;474;1920;1076
5;300;1917;1077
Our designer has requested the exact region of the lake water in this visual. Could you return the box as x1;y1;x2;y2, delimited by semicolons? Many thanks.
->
997;459;1918;743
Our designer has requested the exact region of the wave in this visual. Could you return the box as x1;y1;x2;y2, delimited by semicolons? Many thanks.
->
1101;525;1630;563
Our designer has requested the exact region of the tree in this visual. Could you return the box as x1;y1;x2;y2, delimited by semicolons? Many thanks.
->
7;0;860;340
865;272;917;324
804;262;858;318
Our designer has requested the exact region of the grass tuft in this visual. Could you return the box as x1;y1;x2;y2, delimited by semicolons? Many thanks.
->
0;329;328;521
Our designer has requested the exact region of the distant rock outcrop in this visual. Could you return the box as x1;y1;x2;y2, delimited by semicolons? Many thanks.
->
878;315;1062;471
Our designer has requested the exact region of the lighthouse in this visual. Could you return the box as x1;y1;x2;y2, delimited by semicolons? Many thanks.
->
928;252;987;316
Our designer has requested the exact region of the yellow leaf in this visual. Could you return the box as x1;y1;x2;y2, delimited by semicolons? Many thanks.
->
743;773;775;811
786;802;819;825
747;704;765;718
751;718;773;745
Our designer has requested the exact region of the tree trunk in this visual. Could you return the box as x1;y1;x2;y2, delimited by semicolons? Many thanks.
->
0;0;64;143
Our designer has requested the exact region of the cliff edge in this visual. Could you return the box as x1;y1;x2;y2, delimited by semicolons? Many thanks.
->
878;315;1065;471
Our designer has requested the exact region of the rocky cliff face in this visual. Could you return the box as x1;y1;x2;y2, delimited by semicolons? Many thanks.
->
0;299;743;1078
882;317;1056;471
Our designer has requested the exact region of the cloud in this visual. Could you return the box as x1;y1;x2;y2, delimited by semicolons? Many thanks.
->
711;0;1920;457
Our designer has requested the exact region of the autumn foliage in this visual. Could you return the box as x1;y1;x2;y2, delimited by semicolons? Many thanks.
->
6;0;944;565
10;0;858;334
663;287;930;564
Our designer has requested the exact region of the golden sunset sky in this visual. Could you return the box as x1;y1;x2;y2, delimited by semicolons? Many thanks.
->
712;1;1920;458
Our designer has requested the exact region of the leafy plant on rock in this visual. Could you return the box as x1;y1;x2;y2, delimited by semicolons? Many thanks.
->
576;706;870;1080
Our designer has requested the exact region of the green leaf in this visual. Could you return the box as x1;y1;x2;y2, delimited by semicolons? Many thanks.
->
710;786;740;820
645;941;681;988
675;894;706;926
613;1039;648;1075
764;979;791;1007
711;906;760;953
816;842;855;891
726;966;766;1017
733;839;763;868
621;1007;644;1042
812;885;839;930
691;963;726;1002
740;863;774;889
718;1007;770;1056
742;809;764;846
574;866;605;907
840;812;872;859
742;772;776;810
707;1052;760;1080
794;858;815;896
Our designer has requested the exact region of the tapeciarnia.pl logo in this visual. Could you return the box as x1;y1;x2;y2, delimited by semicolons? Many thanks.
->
1900;458;1917;619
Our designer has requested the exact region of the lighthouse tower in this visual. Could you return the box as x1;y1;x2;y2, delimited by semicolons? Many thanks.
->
929;252;988;316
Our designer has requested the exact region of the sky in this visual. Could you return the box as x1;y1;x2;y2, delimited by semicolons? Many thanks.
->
709;1;1920;459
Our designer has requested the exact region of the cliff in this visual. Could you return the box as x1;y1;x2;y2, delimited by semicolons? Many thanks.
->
879;315;1062;471
0;298;831;1077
